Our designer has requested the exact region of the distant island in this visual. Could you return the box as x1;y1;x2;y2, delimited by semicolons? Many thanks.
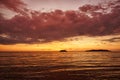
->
59;50;67;52
86;49;111;52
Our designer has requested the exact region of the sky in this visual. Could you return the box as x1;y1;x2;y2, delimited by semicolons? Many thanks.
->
0;0;120;51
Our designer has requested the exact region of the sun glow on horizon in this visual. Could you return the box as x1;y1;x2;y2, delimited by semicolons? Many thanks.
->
0;0;120;51
0;35;120;51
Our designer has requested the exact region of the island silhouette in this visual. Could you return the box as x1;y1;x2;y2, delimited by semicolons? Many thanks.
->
86;49;111;52
59;50;67;52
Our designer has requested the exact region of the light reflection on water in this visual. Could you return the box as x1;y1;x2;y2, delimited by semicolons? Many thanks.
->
0;52;120;80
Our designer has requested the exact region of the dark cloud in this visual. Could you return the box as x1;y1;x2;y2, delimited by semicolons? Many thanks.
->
102;37;120;42
0;0;120;44
79;4;103;12
0;0;28;15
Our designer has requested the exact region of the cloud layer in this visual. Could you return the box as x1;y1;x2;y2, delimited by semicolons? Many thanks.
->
0;0;27;15
0;0;120;44
102;37;120;42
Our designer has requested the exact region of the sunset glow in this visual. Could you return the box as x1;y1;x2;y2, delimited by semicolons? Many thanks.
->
0;0;120;51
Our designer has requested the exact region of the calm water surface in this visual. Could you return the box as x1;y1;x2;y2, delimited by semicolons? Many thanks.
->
0;51;120;80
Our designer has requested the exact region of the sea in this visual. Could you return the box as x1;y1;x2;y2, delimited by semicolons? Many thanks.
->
0;51;120;80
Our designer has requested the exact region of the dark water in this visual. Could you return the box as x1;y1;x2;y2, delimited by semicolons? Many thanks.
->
0;51;120;80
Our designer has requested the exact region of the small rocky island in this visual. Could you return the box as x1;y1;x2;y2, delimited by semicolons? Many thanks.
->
59;50;67;52
86;49;111;52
